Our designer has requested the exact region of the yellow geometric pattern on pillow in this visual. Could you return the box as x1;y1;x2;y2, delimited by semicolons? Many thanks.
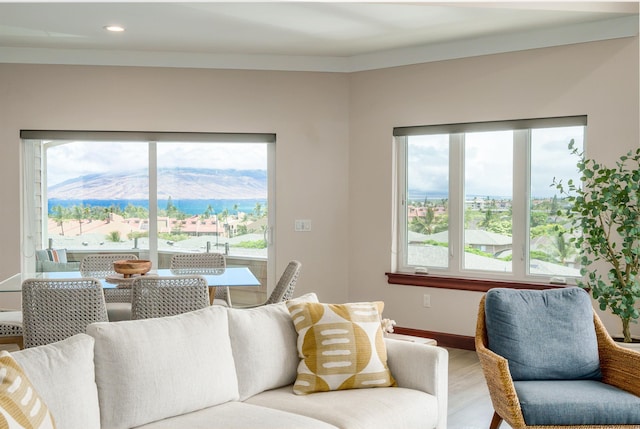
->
286;301;396;395
0;351;56;429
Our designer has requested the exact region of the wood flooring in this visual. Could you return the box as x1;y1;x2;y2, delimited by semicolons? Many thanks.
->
447;347;512;429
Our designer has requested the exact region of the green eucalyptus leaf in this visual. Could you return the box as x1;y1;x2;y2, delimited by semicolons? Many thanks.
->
556;142;640;342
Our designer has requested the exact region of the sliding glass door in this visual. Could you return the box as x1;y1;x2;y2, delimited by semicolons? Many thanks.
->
22;132;275;304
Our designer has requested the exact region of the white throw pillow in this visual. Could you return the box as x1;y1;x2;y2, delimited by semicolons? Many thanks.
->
86;306;238;429
12;333;100;429
228;293;319;400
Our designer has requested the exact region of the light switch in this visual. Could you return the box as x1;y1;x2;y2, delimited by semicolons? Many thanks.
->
295;219;312;232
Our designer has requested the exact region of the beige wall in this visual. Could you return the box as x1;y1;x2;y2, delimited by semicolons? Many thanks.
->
0;65;351;304
348;36;640;337
0;36;638;338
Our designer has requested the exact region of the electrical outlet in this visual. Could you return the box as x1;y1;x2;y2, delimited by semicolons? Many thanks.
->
423;294;431;308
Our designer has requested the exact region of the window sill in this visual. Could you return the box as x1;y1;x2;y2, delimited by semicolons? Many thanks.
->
385;272;566;292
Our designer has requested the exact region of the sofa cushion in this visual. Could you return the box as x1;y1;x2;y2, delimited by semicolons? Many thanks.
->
246;385;438;429
228;293;319;400
484;287;601;381
286;300;395;394
132;401;338;429
11;334;100;429
514;380;640;425
87;306;238;429
0;351;55;429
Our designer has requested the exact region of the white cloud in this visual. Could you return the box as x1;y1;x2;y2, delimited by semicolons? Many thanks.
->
46;141;267;186
406;127;584;199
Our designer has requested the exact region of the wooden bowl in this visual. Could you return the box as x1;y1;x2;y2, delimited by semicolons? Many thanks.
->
113;259;152;278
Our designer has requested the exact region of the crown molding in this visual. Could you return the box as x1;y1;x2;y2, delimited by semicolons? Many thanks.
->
0;15;636;72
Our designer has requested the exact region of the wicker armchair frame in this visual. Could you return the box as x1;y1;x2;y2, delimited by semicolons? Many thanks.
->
22;278;108;348
80;254;138;303
0;311;23;349
169;253;230;306
131;275;209;320
476;295;640;429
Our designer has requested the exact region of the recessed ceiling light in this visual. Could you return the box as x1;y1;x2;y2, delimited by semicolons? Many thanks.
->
104;25;125;32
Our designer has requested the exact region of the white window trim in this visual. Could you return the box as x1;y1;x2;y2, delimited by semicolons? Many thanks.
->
394;116;586;284
21;131;277;291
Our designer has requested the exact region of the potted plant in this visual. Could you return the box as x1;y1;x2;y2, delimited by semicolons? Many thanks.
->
554;140;640;343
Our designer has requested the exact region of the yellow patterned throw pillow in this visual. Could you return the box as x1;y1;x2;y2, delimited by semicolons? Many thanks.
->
0;351;56;429
286;300;396;395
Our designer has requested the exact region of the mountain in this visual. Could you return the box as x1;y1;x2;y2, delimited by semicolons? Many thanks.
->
48;168;267;200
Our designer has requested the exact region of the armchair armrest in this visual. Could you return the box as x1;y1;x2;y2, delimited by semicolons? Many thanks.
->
594;313;640;396
475;340;527;428
475;296;526;428
385;338;448;429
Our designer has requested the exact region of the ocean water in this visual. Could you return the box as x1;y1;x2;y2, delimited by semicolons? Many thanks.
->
48;199;267;216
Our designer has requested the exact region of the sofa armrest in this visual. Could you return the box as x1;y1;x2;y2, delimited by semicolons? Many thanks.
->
385;338;448;429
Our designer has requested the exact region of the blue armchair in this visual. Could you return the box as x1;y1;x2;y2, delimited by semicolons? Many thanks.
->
476;287;640;428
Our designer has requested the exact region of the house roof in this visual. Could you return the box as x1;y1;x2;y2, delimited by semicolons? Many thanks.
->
408;244;580;277
412;229;512;246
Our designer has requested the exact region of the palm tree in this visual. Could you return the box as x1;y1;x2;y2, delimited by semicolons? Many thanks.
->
204;204;214;219
550;229;575;266
51;205;67;236
410;206;436;234
73;205;85;234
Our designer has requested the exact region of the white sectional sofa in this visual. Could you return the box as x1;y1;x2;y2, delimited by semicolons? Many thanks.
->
8;294;448;429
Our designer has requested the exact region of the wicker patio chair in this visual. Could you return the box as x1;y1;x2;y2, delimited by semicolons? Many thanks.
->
238;260;301;308
80;253;138;303
265;260;301;304
169;253;230;306
476;289;640;429
131;275;209;320
22;277;108;348
81;254;138;321
0;311;23;349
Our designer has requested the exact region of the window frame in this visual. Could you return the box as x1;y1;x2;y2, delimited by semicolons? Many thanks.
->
393;116;586;286
21;130;276;287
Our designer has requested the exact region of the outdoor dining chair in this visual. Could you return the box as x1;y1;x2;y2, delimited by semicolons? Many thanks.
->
0;311;23;349
169;253;230;306
80;253;138;321
131;275;209;320
22;277;108;348
237;260;301;308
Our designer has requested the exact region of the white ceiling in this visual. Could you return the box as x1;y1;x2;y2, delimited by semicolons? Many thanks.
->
0;2;638;72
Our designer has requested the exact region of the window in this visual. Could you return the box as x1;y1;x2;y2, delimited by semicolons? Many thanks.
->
395;116;585;283
21;131;275;293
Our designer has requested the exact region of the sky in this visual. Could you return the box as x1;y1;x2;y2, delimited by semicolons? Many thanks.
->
46;141;267;186
407;126;584;200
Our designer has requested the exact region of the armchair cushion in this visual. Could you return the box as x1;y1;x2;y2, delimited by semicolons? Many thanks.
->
514;380;640;425
484;287;601;381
